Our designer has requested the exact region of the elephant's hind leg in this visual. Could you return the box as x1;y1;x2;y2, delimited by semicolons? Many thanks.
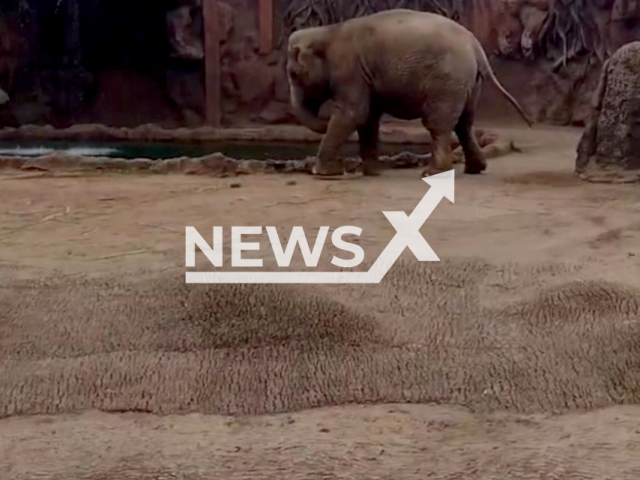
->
422;130;453;177
455;109;486;174
420;95;464;177
456;85;486;175
420;122;457;177
358;118;382;176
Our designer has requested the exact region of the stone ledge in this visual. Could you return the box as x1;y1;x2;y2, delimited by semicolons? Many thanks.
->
0;137;513;178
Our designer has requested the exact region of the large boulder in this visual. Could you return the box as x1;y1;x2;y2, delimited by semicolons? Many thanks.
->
576;41;640;182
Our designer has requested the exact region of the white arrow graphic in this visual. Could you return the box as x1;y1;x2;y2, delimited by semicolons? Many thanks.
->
186;169;454;284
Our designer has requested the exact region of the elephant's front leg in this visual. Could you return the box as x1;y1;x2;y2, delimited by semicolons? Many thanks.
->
314;111;360;176
358;119;382;176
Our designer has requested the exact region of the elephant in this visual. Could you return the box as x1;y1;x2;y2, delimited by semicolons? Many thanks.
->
286;9;532;177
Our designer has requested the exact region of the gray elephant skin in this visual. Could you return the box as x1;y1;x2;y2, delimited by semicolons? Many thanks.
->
286;9;532;177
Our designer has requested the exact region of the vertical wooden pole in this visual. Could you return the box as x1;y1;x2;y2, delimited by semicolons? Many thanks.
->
258;0;274;55
203;0;221;127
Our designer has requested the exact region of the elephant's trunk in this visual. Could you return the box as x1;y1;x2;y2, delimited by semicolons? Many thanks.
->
290;84;328;135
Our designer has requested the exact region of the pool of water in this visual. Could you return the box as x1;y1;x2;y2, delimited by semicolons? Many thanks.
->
0;140;429;161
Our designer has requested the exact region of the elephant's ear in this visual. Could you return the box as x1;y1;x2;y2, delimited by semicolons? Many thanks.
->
291;45;301;60
308;38;328;59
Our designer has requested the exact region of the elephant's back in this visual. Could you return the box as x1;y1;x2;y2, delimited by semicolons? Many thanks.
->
344;9;476;58
340;10;479;99
344;9;473;38
346;10;477;70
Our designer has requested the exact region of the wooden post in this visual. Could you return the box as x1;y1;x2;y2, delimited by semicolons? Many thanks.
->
258;0;274;55
203;0;221;127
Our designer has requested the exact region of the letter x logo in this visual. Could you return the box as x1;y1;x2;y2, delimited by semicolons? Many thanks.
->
368;171;455;277
383;210;439;261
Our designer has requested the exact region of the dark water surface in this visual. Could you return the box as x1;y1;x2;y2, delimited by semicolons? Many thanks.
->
0;140;428;160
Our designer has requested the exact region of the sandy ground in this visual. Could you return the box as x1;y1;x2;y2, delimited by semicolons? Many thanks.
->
2;123;640;479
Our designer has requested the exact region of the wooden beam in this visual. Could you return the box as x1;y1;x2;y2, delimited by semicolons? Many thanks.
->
258;0;274;55
203;0;221;127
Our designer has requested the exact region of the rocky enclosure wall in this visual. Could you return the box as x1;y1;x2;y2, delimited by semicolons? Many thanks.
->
0;0;638;129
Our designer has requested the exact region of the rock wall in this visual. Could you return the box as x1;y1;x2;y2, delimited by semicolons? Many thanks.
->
0;0;639;128
166;0;292;127
478;0;640;126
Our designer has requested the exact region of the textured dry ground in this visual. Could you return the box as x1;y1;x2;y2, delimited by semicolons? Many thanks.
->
3;257;640;419
2;124;640;479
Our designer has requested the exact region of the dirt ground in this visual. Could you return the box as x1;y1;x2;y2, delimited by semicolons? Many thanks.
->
2;124;640;479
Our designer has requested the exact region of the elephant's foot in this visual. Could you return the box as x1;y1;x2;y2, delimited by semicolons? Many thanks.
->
464;158;487;175
312;158;344;177
362;158;383;176
421;161;453;178
421;165;444;177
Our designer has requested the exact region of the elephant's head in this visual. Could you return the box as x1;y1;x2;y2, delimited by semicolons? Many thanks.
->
286;27;333;134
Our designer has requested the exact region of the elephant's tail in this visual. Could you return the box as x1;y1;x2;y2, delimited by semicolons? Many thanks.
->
474;42;534;128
